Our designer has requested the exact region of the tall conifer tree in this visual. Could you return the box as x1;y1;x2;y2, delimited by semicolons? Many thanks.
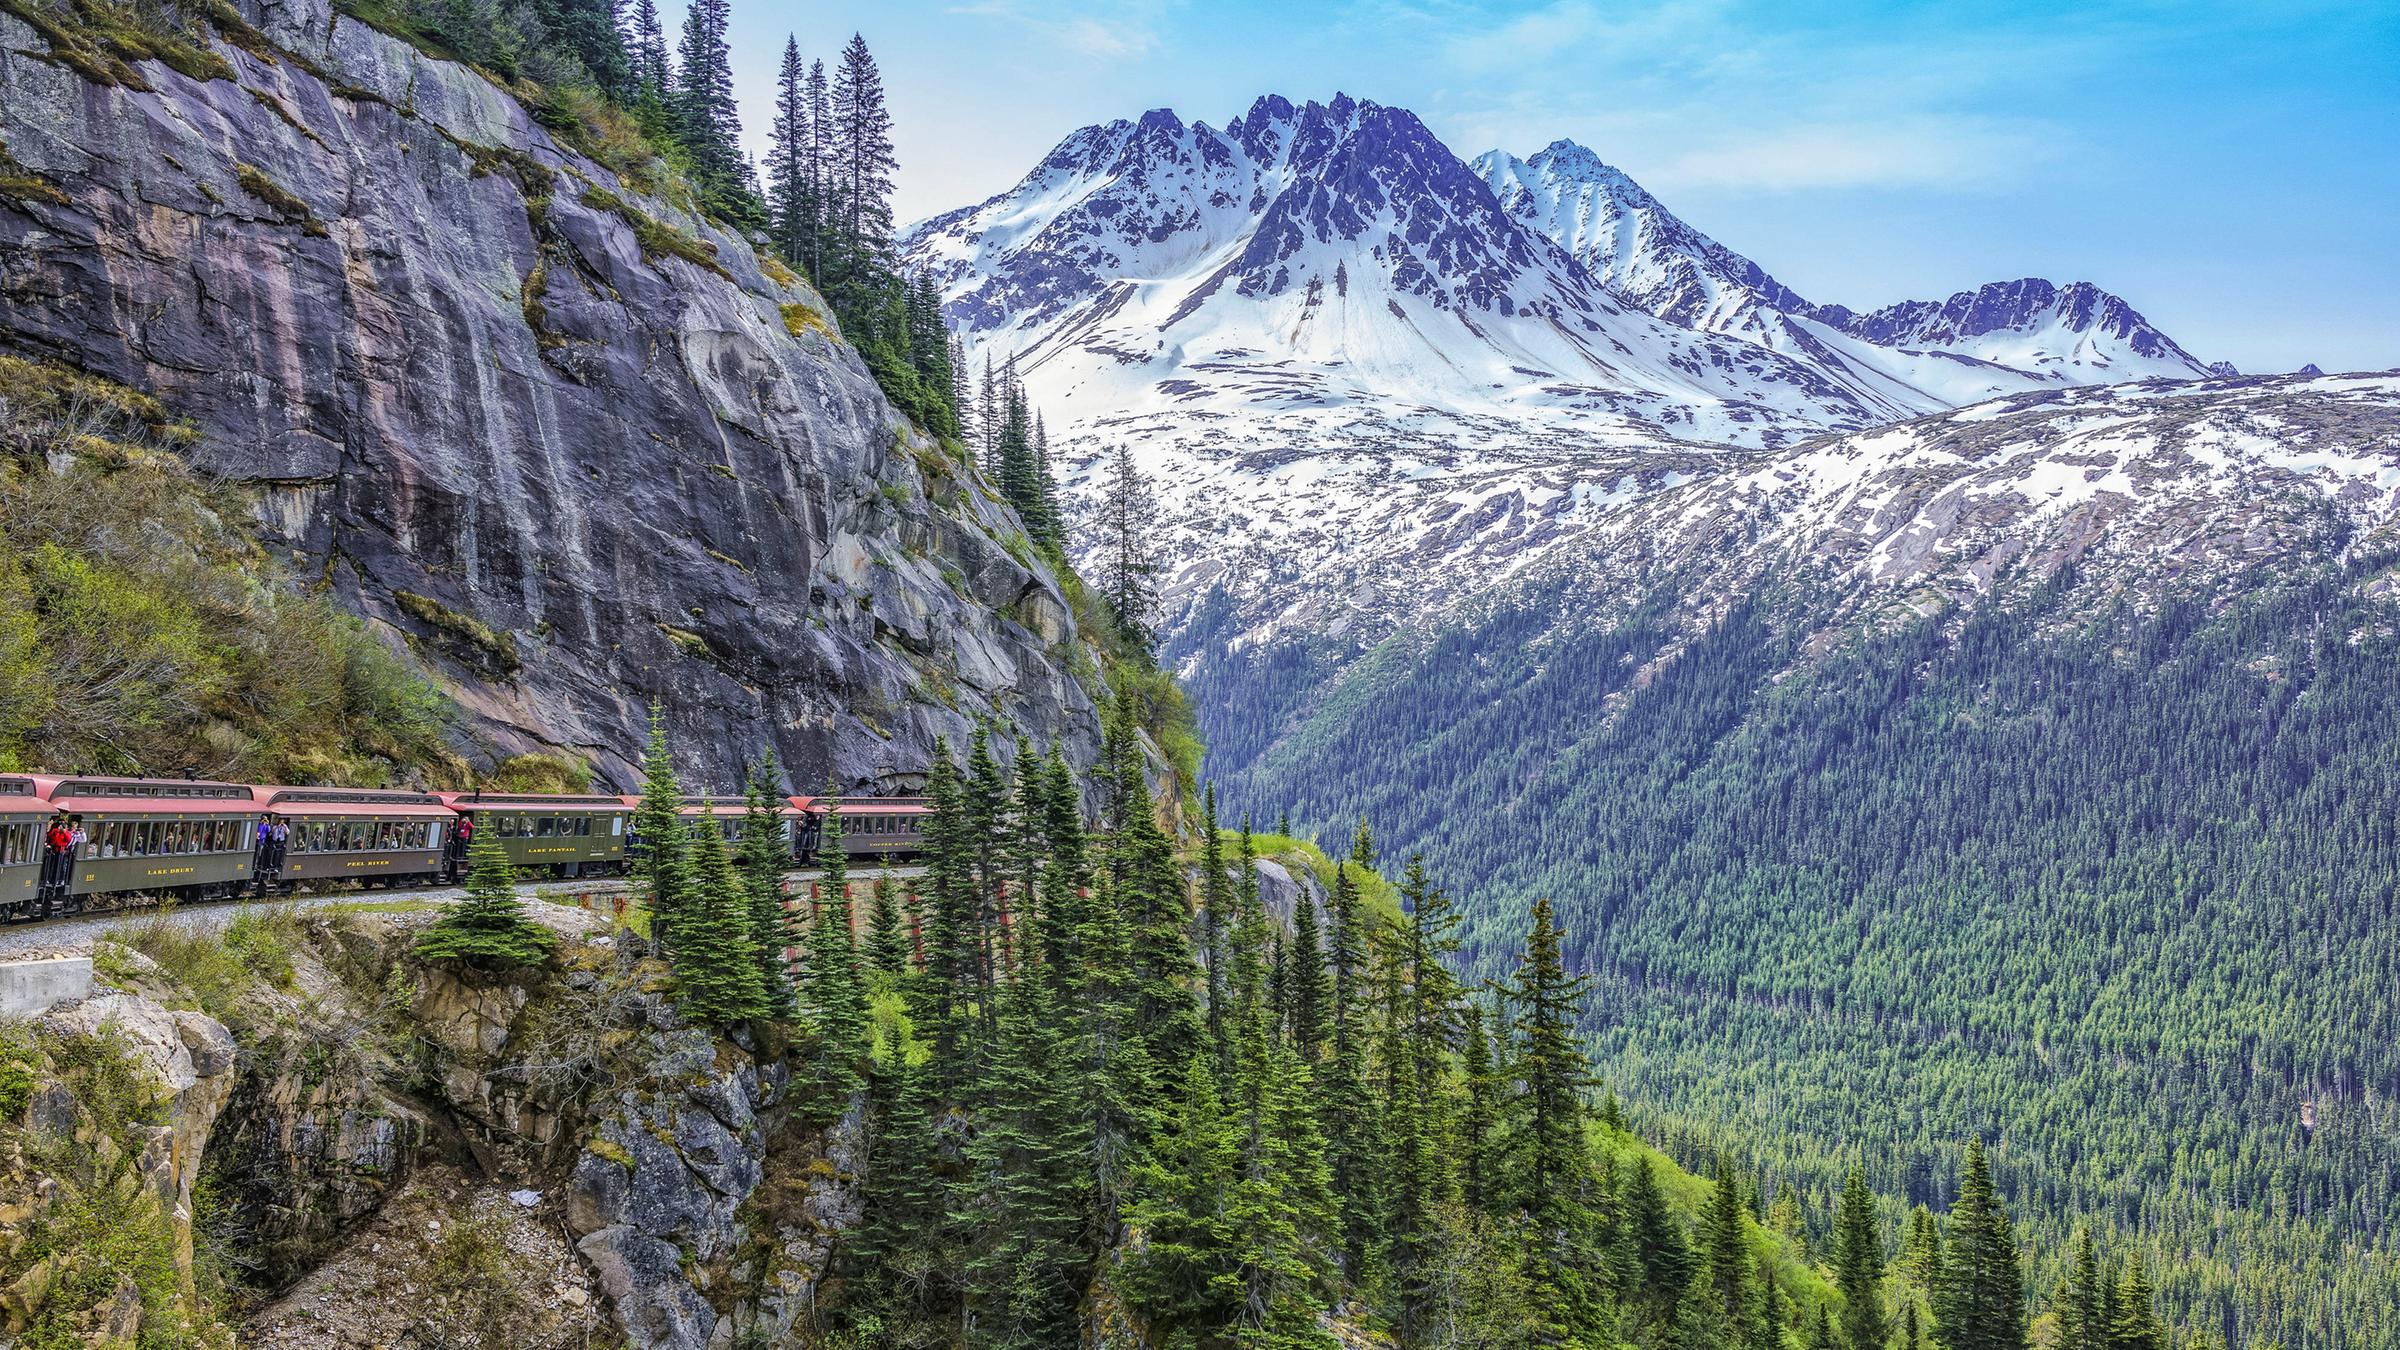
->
632;702;692;954
1834;1165;1891;1350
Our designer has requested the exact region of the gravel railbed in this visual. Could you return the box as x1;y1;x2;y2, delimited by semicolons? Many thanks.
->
0;864;924;957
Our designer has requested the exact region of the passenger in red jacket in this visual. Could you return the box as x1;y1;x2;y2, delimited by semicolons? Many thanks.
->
41;818;73;896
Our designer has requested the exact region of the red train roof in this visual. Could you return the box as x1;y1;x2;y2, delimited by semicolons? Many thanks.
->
788;796;932;815
251;786;456;820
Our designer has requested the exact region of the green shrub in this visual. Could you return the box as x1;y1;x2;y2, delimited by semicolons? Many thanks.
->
0;1056;33;1120
578;184;731;281
483;751;593;793
396;590;520;676
0;363;462;783
234;162;328;237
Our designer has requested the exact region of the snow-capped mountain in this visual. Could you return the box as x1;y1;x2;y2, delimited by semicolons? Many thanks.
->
1472;139;1817;341
1474;140;2213;412
907;95;1898;453
903;93;2276;674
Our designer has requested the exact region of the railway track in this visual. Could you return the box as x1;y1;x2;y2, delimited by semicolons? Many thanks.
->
0;864;928;958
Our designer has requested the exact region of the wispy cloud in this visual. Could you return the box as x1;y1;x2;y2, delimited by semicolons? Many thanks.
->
948;0;1168;60
1656;117;2064;193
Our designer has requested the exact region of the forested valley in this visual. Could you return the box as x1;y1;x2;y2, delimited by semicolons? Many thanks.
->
412;666;2191;1350
1195;560;2400;1350
0;0;2378;1344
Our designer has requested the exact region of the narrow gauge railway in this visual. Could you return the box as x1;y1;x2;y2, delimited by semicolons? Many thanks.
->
3;772;927;923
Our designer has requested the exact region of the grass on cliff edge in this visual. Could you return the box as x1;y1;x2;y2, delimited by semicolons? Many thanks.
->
0;354;466;784
0;1020;240;1348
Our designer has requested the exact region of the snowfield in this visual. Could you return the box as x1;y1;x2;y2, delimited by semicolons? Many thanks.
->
901;94;2390;673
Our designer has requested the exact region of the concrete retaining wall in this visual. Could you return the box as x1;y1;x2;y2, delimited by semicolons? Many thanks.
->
0;957;93;1018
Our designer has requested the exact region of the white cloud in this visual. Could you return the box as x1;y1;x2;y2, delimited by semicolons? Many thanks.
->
1656;118;2064;193
949;1;1166;61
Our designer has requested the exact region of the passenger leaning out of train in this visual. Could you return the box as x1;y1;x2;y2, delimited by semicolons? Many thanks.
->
254;815;285;889
40;816;75;895
444;814;473;880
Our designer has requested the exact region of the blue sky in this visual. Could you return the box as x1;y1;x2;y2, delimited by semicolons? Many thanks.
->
721;1;2398;373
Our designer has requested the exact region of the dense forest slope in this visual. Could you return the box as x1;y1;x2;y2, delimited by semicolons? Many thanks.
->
0;0;1100;788
1202;377;2400;1350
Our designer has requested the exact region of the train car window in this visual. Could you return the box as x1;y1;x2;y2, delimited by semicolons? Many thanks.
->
612;816;624;836
576;817;592;837
537;817;556;839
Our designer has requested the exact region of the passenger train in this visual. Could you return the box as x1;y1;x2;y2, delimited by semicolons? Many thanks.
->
0;771;926;922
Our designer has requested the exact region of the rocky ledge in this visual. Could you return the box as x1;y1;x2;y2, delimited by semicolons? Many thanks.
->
0;0;1104;788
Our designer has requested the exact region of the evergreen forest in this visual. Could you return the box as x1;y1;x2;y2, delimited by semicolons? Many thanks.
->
1192;561;2400;1350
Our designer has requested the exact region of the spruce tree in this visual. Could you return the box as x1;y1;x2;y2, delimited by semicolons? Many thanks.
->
1285;860;1330;1063
1835;1165;1891;1350
1458;1000;1501;1215
1756;1254;1788;1350
919;744;981;1086
1122;1052;1242;1337
1199;784;1232;1069
2057;1229;2103;1350
1504;896;1593;1230
846;1060;955;1346
674;821;769;1028
626;0;669;93
1100;690;1204;1089
828;32;896;312
804;795;870;1093
1621;1155;1696;1305
866;857;910;975
2106;1254;2164;1350
1095;442;1162;646
1901;1207;1944;1289
765;38;811;270
740;751;796;1017
1070;866;1152;1233
416;828;555;967
1698;1155;1756;1337
1035;746;1089;1000
632;702;691;955
1321;821;1384;1280
961;969;1093;1348
1225;1039;1341;1347
1933;1140;2024;1350
670;0;751;219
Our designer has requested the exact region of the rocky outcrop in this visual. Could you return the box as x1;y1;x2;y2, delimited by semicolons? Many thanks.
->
0;0;1105;789
116;904;876;1350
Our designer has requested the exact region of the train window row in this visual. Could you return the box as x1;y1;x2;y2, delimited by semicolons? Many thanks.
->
488;815;609;839
294;820;443;853
0;823;33;866
847;815;916;835
89;818;250;859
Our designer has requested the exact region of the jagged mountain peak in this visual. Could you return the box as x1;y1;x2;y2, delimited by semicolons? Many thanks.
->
1836;277;2202;366
1473;139;1817;332
901;92;1884;452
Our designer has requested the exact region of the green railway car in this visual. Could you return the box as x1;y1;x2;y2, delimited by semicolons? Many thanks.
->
36;776;259;911
792;796;929;863
259;785;452;889
438;791;630;878
1;777;48;919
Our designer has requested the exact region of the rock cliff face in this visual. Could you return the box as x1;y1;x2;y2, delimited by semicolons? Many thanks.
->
11;904;877;1348
0;0;1103;789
